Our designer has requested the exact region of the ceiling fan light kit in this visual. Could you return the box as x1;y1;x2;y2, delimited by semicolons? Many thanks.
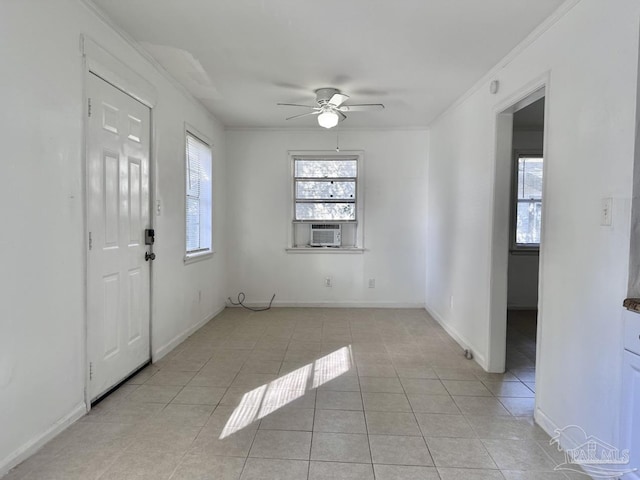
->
318;110;339;129
277;87;384;129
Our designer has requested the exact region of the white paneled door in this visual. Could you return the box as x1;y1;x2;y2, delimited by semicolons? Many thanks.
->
86;73;151;401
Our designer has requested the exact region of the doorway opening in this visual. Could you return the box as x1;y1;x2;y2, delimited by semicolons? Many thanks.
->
506;97;544;396
488;80;547;395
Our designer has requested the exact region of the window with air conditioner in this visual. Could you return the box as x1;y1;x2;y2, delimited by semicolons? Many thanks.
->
185;129;213;261
310;224;342;246
289;151;364;251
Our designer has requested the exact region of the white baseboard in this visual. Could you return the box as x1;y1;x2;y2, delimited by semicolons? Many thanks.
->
534;408;597;479
152;305;225;362
205;306;225;324
0;402;86;477
536;407;608;457
535;408;632;479
227;301;425;309
424;304;488;370
535;407;559;440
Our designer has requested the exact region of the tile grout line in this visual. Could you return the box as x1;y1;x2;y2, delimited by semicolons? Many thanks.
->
352;320;377;480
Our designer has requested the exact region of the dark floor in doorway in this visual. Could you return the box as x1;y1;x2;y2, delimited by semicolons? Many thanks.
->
506;309;537;392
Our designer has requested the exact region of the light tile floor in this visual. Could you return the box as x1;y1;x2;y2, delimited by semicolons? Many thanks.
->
506;309;537;396
5;308;577;479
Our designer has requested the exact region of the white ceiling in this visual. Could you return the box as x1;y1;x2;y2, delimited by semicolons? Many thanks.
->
91;0;566;129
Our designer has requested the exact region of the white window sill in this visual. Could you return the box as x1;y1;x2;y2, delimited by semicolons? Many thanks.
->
184;251;214;264
286;247;365;254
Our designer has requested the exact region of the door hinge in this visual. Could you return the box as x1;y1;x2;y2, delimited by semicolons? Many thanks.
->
88;98;92;118
89;362;93;381
88;231;93;251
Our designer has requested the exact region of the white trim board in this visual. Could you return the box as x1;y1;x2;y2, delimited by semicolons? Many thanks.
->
226;302;426;309
81;35;157;108
424;305;488;371
0;403;86;478
534;408;596;478
486;74;549;373
152;306;225;362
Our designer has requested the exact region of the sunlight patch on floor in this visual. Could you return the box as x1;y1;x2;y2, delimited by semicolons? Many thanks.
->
220;346;353;439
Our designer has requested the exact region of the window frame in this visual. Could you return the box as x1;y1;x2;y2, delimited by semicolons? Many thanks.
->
510;149;543;253
288;151;364;252
294;159;358;223
184;126;214;263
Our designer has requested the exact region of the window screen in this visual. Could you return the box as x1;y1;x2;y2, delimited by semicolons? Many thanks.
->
294;158;357;222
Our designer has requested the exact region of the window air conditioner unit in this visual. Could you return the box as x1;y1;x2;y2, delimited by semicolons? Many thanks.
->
310;224;341;247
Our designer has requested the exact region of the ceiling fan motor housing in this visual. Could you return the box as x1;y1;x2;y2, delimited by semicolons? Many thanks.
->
315;87;341;105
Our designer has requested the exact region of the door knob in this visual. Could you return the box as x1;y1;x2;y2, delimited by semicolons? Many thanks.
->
145;252;156;261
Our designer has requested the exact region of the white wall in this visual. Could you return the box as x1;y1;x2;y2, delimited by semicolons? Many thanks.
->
507;130;543;309
426;0;638;451
225;129;428;307
0;0;226;474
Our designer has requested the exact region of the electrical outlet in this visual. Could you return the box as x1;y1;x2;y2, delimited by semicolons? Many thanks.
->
156;199;161;216
325;277;332;288
368;278;376;288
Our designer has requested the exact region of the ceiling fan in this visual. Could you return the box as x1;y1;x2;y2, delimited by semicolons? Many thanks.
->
278;88;384;128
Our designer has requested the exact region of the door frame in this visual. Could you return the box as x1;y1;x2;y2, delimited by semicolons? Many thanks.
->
81;36;157;410
487;72;550;377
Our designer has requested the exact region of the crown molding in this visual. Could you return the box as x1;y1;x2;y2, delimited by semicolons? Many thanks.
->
429;0;582;127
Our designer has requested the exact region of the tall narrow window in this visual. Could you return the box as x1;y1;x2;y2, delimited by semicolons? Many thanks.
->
514;154;543;248
185;131;212;257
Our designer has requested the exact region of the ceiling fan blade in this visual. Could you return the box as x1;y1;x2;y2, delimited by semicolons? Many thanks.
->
286;111;321;121
277;103;318;109
337;111;347;121
328;93;349;107
338;104;385;112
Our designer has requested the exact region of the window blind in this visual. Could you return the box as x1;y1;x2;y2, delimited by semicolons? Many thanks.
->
185;132;212;253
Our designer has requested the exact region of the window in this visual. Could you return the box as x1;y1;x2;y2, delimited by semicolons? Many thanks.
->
289;152;364;250
513;153;543;249
185;131;212;258
294;158;357;221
